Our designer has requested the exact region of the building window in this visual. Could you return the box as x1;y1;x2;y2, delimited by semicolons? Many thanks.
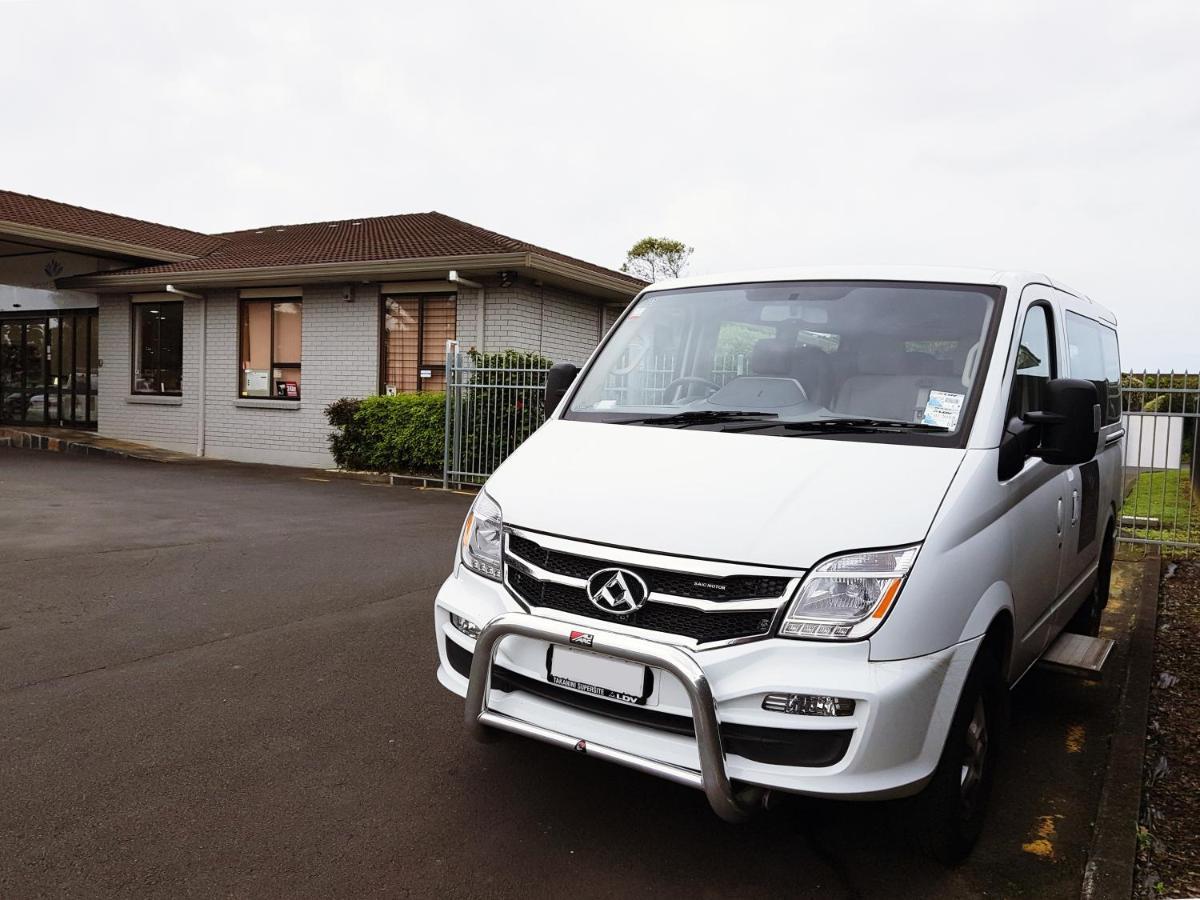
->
381;294;456;393
132;302;183;395
240;299;302;399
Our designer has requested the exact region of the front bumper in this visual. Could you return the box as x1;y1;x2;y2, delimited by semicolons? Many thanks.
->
436;567;981;815
465;611;768;822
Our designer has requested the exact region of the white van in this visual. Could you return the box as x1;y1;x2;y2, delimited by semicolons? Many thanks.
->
434;267;1123;862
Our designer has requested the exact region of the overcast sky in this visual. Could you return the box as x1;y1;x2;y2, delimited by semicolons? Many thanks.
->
2;0;1198;369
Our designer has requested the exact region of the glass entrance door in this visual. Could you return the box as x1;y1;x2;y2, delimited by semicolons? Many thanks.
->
1;318;45;425
0;310;97;428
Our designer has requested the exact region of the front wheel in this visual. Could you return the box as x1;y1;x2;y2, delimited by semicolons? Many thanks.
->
901;646;1004;864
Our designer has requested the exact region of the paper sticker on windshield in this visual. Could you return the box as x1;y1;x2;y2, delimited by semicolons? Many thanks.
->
921;390;964;430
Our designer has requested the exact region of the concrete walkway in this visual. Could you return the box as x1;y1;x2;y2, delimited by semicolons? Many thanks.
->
0;425;460;489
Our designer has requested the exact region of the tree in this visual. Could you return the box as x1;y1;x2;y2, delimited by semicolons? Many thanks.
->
620;236;693;282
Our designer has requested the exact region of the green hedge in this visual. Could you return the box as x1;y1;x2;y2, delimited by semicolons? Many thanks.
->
326;393;445;474
326;349;553;477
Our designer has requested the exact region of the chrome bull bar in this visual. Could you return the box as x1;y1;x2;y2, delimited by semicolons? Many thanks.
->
463;611;766;823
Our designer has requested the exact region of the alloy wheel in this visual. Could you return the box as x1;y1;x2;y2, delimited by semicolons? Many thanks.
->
959;696;989;814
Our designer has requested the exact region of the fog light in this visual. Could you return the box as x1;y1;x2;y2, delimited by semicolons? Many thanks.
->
450;614;481;639
762;693;855;717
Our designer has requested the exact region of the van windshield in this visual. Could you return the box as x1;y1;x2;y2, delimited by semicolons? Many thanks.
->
565;280;1002;443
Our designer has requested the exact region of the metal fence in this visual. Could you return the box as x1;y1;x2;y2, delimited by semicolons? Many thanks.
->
1118;372;1199;555
442;342;551;487
440;349;1200;557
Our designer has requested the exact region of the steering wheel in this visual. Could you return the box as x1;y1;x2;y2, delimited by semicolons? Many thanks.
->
661;376;722;403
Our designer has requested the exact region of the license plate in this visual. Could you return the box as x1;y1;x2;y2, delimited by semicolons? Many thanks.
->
547;645;653;706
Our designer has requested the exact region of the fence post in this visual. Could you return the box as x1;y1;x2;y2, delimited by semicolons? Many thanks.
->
442;340;457;490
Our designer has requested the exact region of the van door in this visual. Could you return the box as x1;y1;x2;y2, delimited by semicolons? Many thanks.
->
1053;302;1123;625
1002;293;1069;671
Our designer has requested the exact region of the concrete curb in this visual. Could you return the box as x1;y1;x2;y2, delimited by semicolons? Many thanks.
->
2;427;483;491
1;428;155;461
2;432;475;491
389;473;480;492
0;427;197;463
1081;553;1161;900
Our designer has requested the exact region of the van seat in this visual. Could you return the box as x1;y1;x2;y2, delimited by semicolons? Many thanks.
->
748;338;833;405
835;343;962;422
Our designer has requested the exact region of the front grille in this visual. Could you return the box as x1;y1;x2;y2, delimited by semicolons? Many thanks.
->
508;562;777;644
508;533;789;602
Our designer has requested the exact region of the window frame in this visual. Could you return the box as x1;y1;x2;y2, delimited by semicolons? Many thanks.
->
1064;309;1122;426
238;297;303;401
379;292;457;394
1004;299;1059;424
130;300;184;397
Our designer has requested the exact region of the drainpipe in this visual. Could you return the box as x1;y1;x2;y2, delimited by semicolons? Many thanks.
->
449;270;484;352
166;284;206;457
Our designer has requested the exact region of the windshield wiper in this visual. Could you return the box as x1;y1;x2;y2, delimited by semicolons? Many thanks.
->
616;410;780;428
725;416;950;434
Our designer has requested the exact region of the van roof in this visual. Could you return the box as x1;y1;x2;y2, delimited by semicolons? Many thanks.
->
643;265;1116;323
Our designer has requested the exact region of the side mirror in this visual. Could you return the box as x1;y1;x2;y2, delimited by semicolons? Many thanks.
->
543;363;580;416
1028;378;1101;466
998;378;1100;480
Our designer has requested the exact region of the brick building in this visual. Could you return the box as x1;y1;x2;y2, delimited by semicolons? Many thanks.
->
0;191;643;467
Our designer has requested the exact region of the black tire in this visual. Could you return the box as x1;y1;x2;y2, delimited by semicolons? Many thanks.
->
902;645;1004;865
1066;525;1114;637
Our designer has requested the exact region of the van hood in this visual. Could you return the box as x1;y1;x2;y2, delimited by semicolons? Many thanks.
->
485;419;965;569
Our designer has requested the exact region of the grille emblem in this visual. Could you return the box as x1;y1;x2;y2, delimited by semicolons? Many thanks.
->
585;568;650;614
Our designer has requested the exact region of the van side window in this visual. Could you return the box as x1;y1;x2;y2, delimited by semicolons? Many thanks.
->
1006;304;1056;422
1066;311;1122;425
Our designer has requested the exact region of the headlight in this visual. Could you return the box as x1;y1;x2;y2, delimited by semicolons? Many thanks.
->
779;545;920;640
461;491;503;581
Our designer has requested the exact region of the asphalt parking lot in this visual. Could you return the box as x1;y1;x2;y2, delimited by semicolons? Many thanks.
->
0;449;1140;898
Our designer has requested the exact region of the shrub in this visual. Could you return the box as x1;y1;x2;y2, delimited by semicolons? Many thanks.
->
326;393;445;474
325;396;361;429
466;348;553;377
325;349;555;478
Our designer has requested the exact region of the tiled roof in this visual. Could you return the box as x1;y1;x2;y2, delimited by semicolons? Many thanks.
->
0;190;225;258
93;211;646;288
3;188;645;294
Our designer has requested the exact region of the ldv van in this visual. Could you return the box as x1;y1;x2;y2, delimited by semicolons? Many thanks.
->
435;268;1123;861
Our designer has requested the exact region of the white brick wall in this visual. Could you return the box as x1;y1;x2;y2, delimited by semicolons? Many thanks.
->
474;280;605;366
455;287;481;350
539;287;608;365
100;285;380;468
202;284;379;468
98;294;201;455
96;276;621;469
